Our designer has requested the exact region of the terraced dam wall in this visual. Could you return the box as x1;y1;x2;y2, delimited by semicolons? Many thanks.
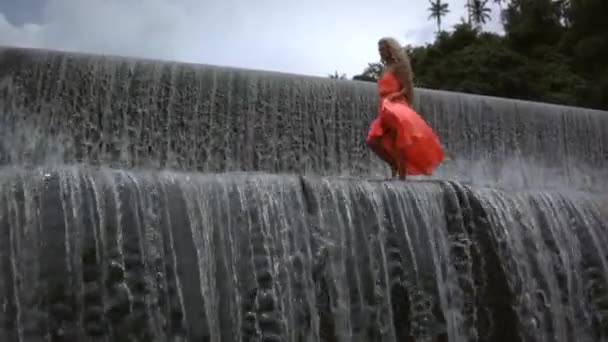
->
0;47;607;342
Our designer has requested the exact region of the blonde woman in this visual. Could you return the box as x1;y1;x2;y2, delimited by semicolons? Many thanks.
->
366;37;444;180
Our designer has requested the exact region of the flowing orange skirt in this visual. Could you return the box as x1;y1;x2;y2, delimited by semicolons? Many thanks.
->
366;99;444;176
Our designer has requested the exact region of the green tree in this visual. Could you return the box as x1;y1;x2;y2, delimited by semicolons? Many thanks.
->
354;0;608;110
328;71;347;79
353;63;383;82
561;0;608;107
428;0;451;33
503;0;564;55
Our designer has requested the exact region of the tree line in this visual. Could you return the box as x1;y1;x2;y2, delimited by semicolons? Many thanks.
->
332;0;608;111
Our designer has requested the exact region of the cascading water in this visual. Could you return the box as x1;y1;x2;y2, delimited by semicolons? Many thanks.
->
1;47;607;191
0;46;607;342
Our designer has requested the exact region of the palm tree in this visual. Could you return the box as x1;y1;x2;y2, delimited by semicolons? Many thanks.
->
493;0;504;11
466;0;492;29
427;0;450;33
493;0;507;24
554;0;572;27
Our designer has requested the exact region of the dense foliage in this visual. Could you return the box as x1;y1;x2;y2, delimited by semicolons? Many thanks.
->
350;0;608;110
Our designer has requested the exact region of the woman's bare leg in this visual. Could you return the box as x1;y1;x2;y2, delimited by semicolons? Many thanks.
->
394;150;406;180
389;132;407;181
367;138;399;175
393;157;405;180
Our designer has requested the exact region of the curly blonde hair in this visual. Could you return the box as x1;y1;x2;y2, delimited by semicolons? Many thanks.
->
378;37;414;105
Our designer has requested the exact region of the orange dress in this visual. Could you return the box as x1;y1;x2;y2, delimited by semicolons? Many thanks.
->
366;72;444;176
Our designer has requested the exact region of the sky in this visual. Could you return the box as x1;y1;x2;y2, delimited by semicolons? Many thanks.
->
0;0;503;77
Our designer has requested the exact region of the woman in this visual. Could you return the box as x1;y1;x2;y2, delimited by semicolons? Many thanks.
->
366;37;444;180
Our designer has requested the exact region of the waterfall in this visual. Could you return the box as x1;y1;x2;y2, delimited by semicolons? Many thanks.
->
1;47;607;191
0;47;607;341
0;168;606;341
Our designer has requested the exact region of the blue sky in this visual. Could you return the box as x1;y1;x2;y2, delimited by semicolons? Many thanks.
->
0;0;503;77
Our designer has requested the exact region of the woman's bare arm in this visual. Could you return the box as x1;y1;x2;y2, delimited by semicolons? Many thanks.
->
391;62;414;105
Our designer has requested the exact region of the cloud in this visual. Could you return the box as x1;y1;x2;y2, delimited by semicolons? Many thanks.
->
0;0;505;76
0;12;43;48
1;0;201;62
